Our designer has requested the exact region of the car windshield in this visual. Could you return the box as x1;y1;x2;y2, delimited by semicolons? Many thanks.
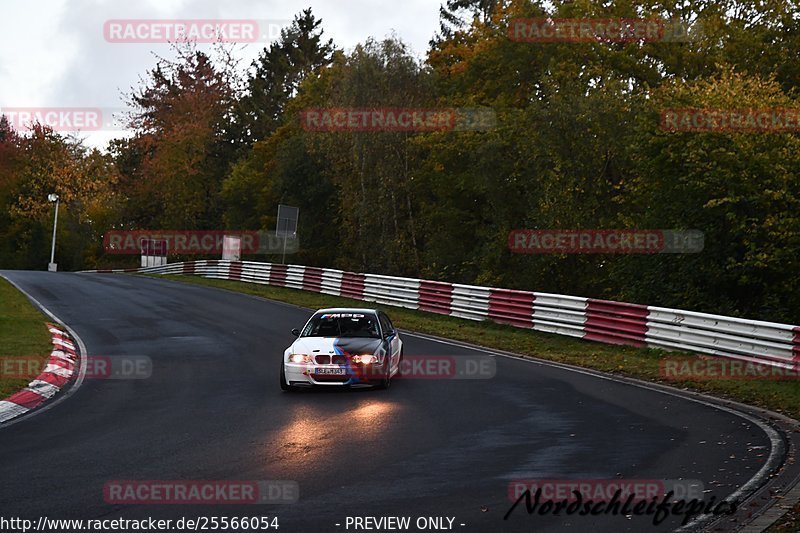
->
301;313;380;338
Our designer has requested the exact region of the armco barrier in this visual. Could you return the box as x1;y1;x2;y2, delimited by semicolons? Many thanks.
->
85;261;800;370
585;299;649;348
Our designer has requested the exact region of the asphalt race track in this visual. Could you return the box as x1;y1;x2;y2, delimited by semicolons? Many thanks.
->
0;272;784;532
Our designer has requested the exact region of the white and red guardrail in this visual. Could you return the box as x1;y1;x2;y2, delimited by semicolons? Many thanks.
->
85;261;800;370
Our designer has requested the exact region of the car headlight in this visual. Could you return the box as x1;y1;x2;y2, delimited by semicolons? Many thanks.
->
352;354;379;364
288;353;311;363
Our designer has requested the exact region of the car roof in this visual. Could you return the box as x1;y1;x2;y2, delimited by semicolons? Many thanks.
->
315;308;379;315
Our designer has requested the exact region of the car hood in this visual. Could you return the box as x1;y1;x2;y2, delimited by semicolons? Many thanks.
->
290;337;383;356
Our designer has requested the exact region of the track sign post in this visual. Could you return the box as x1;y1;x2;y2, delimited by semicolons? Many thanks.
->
276;205;299;264
140;238;168;268
222;235;242;261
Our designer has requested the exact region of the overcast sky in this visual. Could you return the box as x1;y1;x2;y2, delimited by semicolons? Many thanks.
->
0;0;441;147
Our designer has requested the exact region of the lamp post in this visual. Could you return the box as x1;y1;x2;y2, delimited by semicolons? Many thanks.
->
48;193;59;272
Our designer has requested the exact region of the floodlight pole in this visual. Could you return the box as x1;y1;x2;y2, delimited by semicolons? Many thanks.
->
276;205;299;265
48;194;59;271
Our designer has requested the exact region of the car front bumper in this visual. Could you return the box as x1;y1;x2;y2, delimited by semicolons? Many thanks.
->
284;362;388;387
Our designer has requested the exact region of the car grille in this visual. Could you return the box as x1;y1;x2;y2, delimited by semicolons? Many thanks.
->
313;374;349;382
313;354;350;365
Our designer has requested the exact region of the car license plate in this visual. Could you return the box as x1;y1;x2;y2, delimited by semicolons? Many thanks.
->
315;368;346;376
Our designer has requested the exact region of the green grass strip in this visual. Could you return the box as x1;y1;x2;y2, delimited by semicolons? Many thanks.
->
0;277;53;398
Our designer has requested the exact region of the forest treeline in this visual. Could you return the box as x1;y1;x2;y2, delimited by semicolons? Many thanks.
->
2;1;800;322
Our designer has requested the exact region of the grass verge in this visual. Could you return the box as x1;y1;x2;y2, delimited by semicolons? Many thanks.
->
0;277;53;398
151;273;800;531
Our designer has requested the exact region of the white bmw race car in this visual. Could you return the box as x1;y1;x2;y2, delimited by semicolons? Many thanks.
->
280;308;403;390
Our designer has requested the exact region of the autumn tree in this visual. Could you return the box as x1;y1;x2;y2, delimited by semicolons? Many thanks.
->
0;123;118;270
117;43;240;230
239;8;336;143
613;70;800;320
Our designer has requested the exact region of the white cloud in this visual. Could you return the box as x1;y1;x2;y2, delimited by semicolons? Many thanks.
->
0;0;440;147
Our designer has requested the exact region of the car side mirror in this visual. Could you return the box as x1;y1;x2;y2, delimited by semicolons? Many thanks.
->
291;328;300;337
384;330;395;339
